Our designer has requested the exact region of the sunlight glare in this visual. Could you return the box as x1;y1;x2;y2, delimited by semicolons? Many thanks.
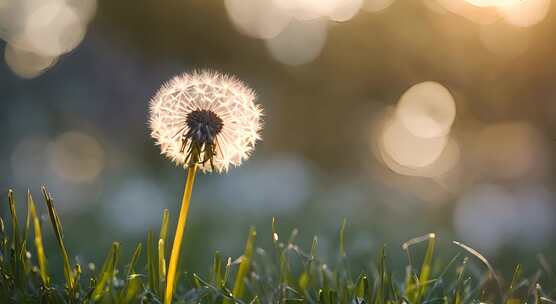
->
396;81;456;138
265;18;327;66
479;21;529;58
4;44;58;79
273;0;337;20
225;0;292;39
380;135;459;178
465;0;523;7
363;0;396;12
435;0;500;24
329;0;364;22
16;1;85;57
1;0;97;77
381;114;449;168
498;0;551;28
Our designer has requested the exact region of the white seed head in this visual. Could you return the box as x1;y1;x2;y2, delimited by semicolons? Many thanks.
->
149;70;263;173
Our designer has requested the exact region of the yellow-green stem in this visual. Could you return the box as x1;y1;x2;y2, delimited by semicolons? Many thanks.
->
164;165;198;304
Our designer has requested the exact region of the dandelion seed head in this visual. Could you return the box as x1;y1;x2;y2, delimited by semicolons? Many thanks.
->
149;70;263;173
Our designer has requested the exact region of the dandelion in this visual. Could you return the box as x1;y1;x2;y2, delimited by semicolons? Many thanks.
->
150;70;262;173
149;70;262;304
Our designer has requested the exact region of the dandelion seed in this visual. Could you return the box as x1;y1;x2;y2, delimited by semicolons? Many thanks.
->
149;70;263;304
149;70;263;173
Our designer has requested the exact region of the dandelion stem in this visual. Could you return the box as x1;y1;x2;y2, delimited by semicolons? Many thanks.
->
164;164;198;304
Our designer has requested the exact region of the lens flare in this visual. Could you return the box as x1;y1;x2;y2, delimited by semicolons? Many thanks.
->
4;43;58;79
14;0;86;57
379;135;459;178
465;0;523;7
381;114;449;168
265;18;328;66
435;0;500;24
47;131;105;183
479;21;529;58
225;0;292;39
499;0;551;28
363;0;396;12
396;81;456;138
1;0;96;77
273;0;338;20
329;0;364;22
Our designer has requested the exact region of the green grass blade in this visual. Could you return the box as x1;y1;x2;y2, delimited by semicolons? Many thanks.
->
92;242;121;301
321;265;332;304
451;257;468;304
121;243;143;303
42;186;75;293
73;263;82;294
122;274;143;304
28;193;49;287
388;271;399;303
310;236;318;259
271;217;278;245
223;256;232;289
8;190;19;252
225;226;256;303
363;275;371;302
402;233;436;303
329;289;337;304
355;274;368;299
339;219;347;258
453;240;503;299
20;191;32;276
505;264;523;304
158;238;167;293
212;251;223;288
279;248;290;288
0;215;4;237
319;289;327;304
288;228;298;245
7;189;24;286
509;264;522;292
192;272;202;288
534;283;541;304
374;246;388;304
128;243;143;278
416;234;436;303
159;209;170;245
298;271;309;291
158;209;170;296
0;215;6;257
8;190;21;281
147;230;160;296
8;189;20;276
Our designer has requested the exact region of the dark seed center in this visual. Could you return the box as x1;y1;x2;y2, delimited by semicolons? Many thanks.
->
185;109;224;145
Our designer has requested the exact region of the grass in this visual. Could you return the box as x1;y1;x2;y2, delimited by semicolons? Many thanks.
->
1;187;555;303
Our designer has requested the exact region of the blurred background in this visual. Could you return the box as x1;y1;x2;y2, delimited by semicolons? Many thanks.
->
1;0;556;277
